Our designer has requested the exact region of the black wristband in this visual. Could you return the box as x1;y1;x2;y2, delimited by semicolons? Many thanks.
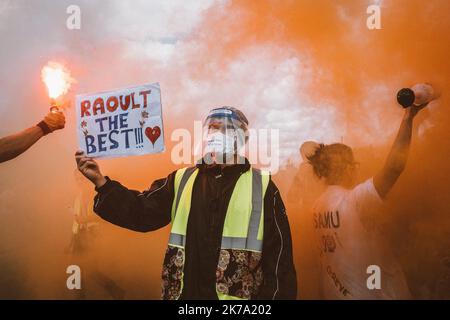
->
37;121;52;135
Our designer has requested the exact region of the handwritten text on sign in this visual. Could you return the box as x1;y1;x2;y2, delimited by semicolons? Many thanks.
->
76;82;164;158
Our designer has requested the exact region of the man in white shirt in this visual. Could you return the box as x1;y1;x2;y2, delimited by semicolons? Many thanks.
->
308;103;427;299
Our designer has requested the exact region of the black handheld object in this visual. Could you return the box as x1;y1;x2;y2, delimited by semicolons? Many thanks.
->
397;88;415;108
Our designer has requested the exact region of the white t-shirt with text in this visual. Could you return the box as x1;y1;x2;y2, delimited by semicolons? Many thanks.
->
313;178;411;299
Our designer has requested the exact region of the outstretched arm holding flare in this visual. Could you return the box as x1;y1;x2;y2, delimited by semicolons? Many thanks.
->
373;103;428;198
0;111;65;163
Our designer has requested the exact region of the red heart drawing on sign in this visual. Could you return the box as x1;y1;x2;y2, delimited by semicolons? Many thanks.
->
145;126;161;146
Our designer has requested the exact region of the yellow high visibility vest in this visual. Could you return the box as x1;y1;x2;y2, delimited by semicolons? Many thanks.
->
166;166;270;300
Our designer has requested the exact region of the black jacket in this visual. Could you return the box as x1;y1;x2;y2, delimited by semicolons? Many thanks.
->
93;159;297;299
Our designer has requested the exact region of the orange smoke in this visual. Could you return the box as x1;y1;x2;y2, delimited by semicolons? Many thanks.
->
1;0;449;300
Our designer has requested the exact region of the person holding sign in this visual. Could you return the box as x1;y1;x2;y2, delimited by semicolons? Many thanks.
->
0;111;65;163
75;106;297;300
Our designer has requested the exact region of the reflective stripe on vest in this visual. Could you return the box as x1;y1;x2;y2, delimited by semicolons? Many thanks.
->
169;166;198;248
168;167;270;252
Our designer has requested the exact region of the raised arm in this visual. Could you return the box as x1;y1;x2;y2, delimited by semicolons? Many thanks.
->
0;111;65;163
373;104;426;198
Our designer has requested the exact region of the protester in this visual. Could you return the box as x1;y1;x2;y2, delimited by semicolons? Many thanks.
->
66;170;125;300
75;106;297;300
287;141;326;299
307;103;428;299
288;141;325;211
0;111;65;163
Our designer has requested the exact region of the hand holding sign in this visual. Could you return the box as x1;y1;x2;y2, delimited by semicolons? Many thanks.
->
75;150;106;188
76;83;165;158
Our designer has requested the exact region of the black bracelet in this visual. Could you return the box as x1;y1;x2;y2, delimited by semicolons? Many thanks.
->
37;121;52;135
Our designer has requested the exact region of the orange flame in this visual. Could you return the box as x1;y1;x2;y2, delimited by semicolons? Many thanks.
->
41;62;74;99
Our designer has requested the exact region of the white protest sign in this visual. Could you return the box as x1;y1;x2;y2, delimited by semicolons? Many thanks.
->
76;82;165;158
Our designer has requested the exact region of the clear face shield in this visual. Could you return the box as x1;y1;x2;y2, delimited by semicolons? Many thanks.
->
200;109;248;165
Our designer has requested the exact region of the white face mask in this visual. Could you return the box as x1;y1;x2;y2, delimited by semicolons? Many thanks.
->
204;131;236;156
